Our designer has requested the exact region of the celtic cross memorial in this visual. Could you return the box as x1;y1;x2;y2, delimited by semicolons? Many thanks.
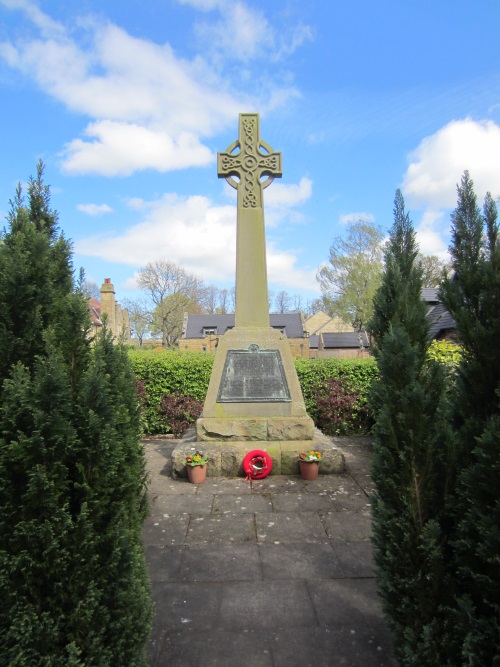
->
218;113;282;328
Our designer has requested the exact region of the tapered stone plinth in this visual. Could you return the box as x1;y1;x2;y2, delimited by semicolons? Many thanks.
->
196;327;315;441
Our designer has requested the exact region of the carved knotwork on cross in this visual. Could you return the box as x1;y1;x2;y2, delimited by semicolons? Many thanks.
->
218;113;282;208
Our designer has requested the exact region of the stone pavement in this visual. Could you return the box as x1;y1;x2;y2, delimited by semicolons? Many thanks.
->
142;437;396;667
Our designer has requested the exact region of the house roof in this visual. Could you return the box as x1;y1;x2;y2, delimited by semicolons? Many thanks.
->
321;332;369;349
183;312;306;339
427;302;456;339
421;288;440;304
304;310;353;335
88;297;102;326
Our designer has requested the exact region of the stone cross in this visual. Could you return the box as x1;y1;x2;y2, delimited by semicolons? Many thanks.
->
218;113;282;328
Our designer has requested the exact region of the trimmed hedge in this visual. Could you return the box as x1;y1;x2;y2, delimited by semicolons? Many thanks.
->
129;349;213;434
294;357;378;431
129;349;378;436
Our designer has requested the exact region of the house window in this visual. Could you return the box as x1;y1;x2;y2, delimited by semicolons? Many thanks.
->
203;327;217;336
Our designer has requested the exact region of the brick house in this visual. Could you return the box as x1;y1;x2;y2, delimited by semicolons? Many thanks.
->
181;312;310;357
88;279;131;343
422;288;457;341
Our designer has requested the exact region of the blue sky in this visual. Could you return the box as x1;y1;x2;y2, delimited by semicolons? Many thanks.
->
1;0;499;307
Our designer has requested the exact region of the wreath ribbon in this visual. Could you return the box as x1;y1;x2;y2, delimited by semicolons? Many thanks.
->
242;450;273;480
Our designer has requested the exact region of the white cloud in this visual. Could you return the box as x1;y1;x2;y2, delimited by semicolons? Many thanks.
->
178;0;313;63
265;177;312;208
75;191;318;291
267;245;319;292
193;2;274;62
177;0;224;10
415;210;449;260
62;121;214;176
403;118;500;209
1;0;64;36
77;202;113;216
0;4;300;175
339;212;375;225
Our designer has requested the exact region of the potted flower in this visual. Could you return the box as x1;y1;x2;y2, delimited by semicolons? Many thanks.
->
183;451;208;484
298;450;322;480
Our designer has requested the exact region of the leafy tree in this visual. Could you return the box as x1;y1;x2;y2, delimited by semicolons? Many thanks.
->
439;173;500;665
317;218;385;346
150;292;203;348
122;297;152;346
137;259;206;347
417;253;450;287
369;190;451;665
0;164;152;665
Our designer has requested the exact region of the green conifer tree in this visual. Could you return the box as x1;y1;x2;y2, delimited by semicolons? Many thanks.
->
369;190;451;665
439;173;500;665
0;164;152;665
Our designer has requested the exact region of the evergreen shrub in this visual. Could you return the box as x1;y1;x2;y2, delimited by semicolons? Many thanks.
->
368;189;452;664
0;164;152;665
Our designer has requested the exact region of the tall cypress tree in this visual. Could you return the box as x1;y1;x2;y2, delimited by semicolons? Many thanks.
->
369;190;451;665
0;164;152;665
439;173;500;665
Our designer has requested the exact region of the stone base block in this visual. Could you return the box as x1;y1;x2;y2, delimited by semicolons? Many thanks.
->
171;428;345;478
196;415;316;442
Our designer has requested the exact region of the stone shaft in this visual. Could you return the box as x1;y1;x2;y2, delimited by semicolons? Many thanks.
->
218;113;282;328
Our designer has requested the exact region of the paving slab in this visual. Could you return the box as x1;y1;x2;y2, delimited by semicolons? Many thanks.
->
330;490;372;513
144;545;184;582
322;510;373;542
271;492;334;512
185;512;256;545
213;493;274;514
331;540;376;577
298;474;360;494
151;494;213;516
269;626;396;667
250;476;308;493
142;436;396;666
152;630;274;667
142;514;189;547
255;511;328;543
179;543;262;582
218;580;318;630
259;542;343;580
195;478;253;495
149;479;198;496
151;582;220;632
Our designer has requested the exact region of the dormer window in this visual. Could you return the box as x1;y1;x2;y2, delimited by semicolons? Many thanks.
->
203;327;217;336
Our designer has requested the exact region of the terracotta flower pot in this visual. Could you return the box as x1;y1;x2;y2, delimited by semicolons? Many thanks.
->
299;461;319;480
187;464;207;484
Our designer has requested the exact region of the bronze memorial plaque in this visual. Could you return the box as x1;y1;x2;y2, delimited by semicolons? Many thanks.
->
217;346;291;403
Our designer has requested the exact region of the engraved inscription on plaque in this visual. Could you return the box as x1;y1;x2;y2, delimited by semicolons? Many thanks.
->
217;347;291;403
